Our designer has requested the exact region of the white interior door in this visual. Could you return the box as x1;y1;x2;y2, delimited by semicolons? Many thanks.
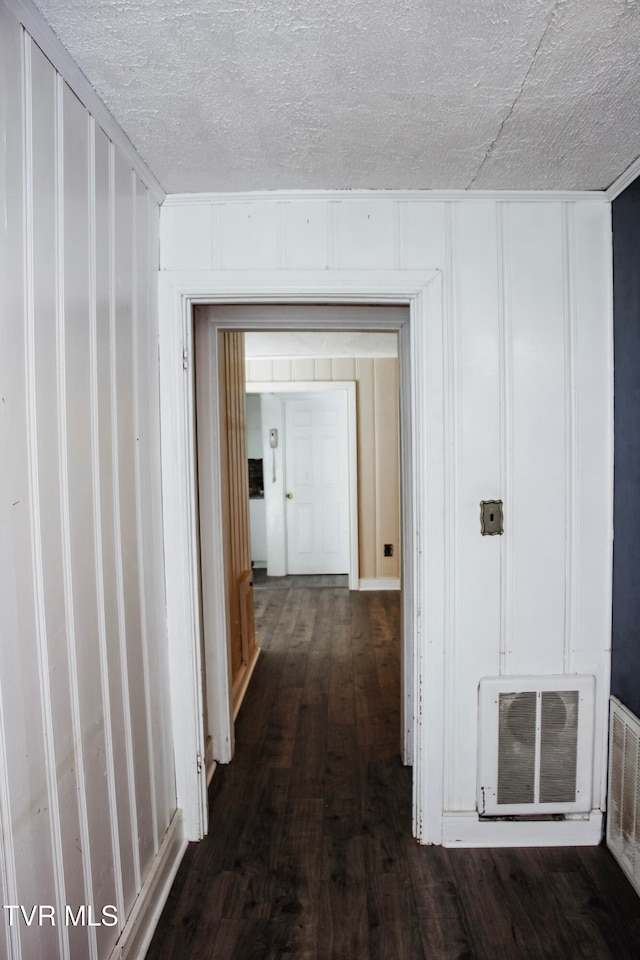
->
284;392;350;575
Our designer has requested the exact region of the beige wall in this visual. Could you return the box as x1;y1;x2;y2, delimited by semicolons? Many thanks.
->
246;356;400;581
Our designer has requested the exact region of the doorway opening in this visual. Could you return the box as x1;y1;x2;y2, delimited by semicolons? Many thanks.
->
246;382;358;587
158;270;445;845
194;309;409;790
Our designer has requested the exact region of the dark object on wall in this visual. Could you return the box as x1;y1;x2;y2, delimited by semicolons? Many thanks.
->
480;500;503;536
248;458;264;499
612;176;640;719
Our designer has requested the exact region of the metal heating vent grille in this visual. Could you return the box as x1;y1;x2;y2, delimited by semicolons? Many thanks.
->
607;697;640;897
478;676;594;817
496;690;579;806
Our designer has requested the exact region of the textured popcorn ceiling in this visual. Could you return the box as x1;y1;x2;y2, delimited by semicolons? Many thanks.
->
33;0;640;193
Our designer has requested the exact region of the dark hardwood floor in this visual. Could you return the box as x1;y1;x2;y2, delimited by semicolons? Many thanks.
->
146;578;640;959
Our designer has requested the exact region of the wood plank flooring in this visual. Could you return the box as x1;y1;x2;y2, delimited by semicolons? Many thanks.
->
146;578;640;960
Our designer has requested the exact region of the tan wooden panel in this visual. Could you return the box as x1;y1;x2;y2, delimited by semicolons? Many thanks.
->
314;358;333;380
375;359;401;579
332;358;356;380
219;332;256;694
292;358;316;381
355;359;377;579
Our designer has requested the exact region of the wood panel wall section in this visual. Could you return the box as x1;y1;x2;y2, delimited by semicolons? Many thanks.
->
219;332;258;710
162;192;613;823
0;6;176;959
246;356;401;581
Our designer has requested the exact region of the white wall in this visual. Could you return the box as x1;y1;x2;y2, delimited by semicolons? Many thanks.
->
161;191;613;825
0;3;177;958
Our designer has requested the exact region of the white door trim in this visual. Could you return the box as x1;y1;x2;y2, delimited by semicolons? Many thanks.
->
158;269;445;845
246;381;358;590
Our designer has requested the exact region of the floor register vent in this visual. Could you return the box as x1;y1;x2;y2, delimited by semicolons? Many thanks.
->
477;676;595;817
607;697;640;898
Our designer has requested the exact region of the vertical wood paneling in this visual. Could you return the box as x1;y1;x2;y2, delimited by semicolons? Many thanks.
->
167;193;612;817
29;49;75;960
2;6;174;956
403;201;448;269
115;149;155;885
61;80;105;960
273;358;293;381
110;146;143;903
314;357;333;380
292;358;316;381
0;15;59;960
246;357;273;382
332;358;356;380
562;203;579;675
136;179;170;844
497;203;514;676
159;202;211;271
443;202;462;811
96;129;136;916
337;200;395;269
509;203;567;676
28;44;73;949
283;200;329;268
92;122;126;937
222;203;278;269
375;359;400;578
133;172;159;869
356;359;377;579
219;332;257;700
448;201;502;809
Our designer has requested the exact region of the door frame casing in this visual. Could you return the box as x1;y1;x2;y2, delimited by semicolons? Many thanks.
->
246;381;358;588
158;269;445;844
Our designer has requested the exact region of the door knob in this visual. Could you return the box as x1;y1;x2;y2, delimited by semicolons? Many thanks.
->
286;492;293;499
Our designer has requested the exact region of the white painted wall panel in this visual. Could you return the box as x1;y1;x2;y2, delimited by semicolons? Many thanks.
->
337;199;395;269
161;192;613;820
403;200;447;270
94;125;138;917
114;152;156;882
221;202;278;269
160;202;212;271
446;201;503;810
0;4;175;957
0;14;60;959
509;203;567;676
282;200;329;269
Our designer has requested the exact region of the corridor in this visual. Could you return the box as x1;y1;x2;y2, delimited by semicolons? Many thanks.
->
146;579;640;959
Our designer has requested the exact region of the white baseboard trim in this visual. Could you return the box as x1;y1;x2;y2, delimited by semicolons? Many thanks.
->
359;578;401;591
251;562;267;569
232;646;261;721
442;810;603;848
109;810;187;960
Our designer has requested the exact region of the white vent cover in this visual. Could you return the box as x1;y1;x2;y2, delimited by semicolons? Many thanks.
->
477;675;595;817
607;697;640;897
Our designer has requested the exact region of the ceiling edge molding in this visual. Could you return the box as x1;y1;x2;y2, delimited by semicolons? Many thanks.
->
605;155;640;202
8;0;166;204
163;188;609;206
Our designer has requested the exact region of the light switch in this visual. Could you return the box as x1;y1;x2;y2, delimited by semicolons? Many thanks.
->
480;500;503;536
